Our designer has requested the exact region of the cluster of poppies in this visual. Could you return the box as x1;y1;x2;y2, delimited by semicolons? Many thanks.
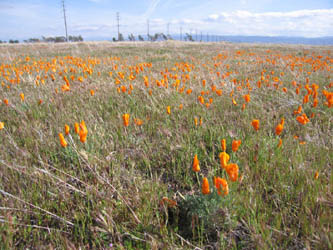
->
193;137;241;197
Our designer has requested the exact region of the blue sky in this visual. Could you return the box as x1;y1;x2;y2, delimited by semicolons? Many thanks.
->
0;0;332;40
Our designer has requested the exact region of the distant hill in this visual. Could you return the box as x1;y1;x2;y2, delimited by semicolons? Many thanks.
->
216;35;333;45
86;35;333;45
166;35;333;45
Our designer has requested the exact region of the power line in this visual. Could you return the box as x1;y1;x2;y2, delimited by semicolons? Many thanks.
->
62;0;68;42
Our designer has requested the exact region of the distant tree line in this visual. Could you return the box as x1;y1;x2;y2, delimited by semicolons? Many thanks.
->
0;40;20;44
112;33;173;42
23;35;83;43
1;35;84;44
0;32;198;44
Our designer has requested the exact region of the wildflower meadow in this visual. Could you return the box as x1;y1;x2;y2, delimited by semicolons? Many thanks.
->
0;41;332;249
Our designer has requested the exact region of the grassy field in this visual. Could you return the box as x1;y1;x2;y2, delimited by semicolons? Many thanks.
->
0;41;332;249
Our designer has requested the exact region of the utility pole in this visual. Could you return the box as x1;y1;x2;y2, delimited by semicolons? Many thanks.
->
167;23;170;36
180;26;182;41
116;12;120;41
62;0;68;42
200;31;202;42
147;19;150;41
195;29;198;41
207;33;209;42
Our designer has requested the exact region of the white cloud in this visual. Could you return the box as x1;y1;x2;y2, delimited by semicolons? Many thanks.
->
71;24;113;32
208;14;219;20
204;9;333;37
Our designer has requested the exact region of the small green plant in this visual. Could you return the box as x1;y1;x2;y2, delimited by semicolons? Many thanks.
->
177;184;229;242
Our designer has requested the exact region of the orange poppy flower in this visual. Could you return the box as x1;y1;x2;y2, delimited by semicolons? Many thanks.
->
202;177;210;195
314;171;319;180
219;152;230;169
275;123;283;135
303;95;309;104
166;106;171;115
296;113;309;125
198;96;204;104
74;122;80;134
134;118;143;126
293;106;302;115
226;163;239;182
192;154;200;172
20;93;25;102
215;177;228;196
122;114;130;127
0;122;4;130
64;124;70;135
194;117;198;126
61;84;70;92
243;94;250;103
59;133;68;147
3;99;9;106
216;89;223;96
221;139;226;152
232;140;241;152
277;138;282;148
79;120;88;143
251;119;259;131
186;89;192;95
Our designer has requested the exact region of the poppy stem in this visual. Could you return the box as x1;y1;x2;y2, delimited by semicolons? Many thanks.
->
195;172;200;186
